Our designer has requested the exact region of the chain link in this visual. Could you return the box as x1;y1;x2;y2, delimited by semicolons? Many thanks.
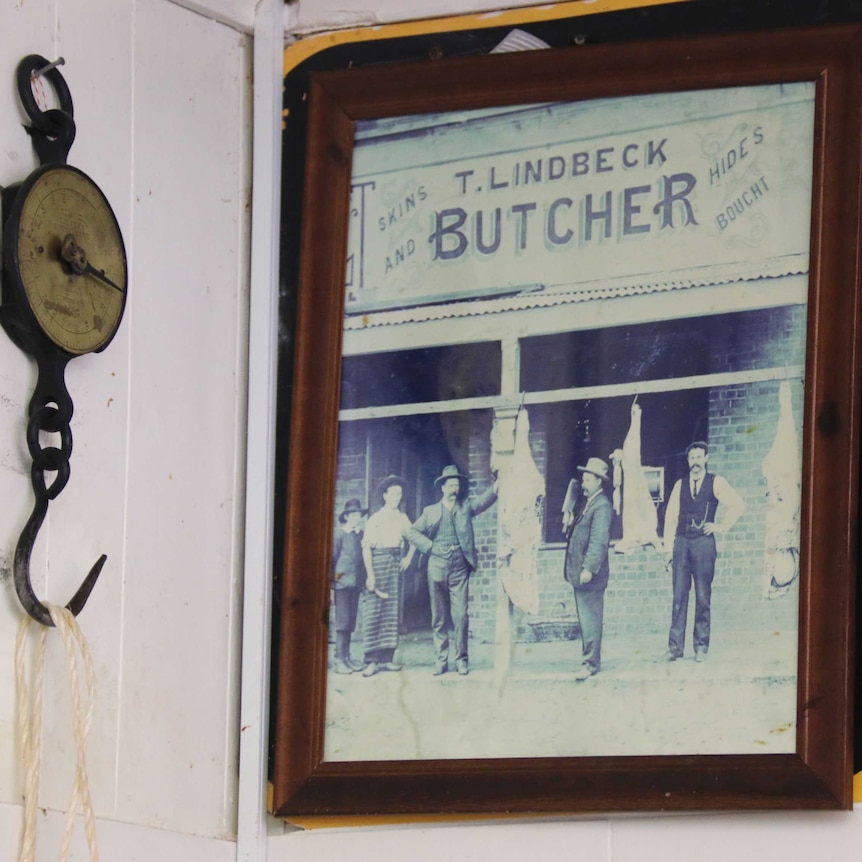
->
26;403;73;501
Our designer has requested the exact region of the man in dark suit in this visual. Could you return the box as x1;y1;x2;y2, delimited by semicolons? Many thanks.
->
563;457;613;681
331;498;367;674
407;465;498;676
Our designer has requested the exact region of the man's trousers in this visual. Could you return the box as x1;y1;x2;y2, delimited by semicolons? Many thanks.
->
573;587;605;673
428;556;471;665
669;533;717;656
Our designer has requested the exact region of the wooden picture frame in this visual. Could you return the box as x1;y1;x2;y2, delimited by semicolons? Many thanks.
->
272;24;860;817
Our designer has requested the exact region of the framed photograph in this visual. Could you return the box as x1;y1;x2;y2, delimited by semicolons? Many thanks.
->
272;24;860;816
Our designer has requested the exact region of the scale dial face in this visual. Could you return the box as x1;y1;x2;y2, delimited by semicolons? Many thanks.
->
6;164;127;355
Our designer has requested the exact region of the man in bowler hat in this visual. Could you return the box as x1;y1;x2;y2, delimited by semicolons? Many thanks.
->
563;457;613;681
407;465;498;676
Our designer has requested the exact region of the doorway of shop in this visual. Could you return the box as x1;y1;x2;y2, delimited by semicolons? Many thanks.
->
360;409;490;634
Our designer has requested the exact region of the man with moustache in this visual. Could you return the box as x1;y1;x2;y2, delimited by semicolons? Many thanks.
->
563;457;613;682
658;441;745;663
407;465;498;677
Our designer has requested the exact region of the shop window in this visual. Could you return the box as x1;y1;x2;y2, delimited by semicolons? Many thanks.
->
519;306;805;395
340;342;501;408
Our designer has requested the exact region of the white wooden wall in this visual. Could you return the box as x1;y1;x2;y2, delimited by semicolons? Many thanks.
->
1;0;861;860
0;0;249;855
291;0;550;31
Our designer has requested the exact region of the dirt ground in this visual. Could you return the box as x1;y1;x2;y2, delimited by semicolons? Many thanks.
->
323;628;797;762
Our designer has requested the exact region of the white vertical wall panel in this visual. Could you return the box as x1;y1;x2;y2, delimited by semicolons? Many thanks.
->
0;801;236;861
0;0;58;807
225;27;254;842
33;0;135;817
0;0;139;820
0;0;251;844
236;1;282;858
115;0;249;837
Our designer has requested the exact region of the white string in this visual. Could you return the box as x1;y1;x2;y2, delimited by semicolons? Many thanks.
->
15;615;47;862
15;605;100;862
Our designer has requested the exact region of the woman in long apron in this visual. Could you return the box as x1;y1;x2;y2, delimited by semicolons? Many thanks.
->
360;475;415;677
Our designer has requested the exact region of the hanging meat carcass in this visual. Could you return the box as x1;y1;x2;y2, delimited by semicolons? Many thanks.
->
612;400;661;553
762;380;802;599
495;408;544;615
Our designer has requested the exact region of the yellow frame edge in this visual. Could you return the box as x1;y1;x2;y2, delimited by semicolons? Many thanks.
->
283;0;689;76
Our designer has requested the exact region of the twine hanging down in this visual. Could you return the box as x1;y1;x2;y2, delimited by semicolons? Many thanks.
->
15;605;99;862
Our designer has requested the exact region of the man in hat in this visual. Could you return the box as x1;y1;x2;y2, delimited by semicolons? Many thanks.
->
657;441;745;663
331;498;367;674
563;457;613;681
407;465;498;676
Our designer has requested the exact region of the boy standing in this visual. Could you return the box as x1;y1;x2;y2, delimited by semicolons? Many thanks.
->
331;498;367;673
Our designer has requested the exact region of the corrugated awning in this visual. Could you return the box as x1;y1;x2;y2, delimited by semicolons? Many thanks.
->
344;253;809;332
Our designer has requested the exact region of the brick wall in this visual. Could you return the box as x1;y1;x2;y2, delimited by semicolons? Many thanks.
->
334;419;369;515
703;304;805;641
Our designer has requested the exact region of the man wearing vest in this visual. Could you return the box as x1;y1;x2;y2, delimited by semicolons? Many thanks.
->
407;465;498;677
657;441;745;663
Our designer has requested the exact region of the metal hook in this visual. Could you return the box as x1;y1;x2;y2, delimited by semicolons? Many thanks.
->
16;54;75;165
11;352;107;626
13;489;107;627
